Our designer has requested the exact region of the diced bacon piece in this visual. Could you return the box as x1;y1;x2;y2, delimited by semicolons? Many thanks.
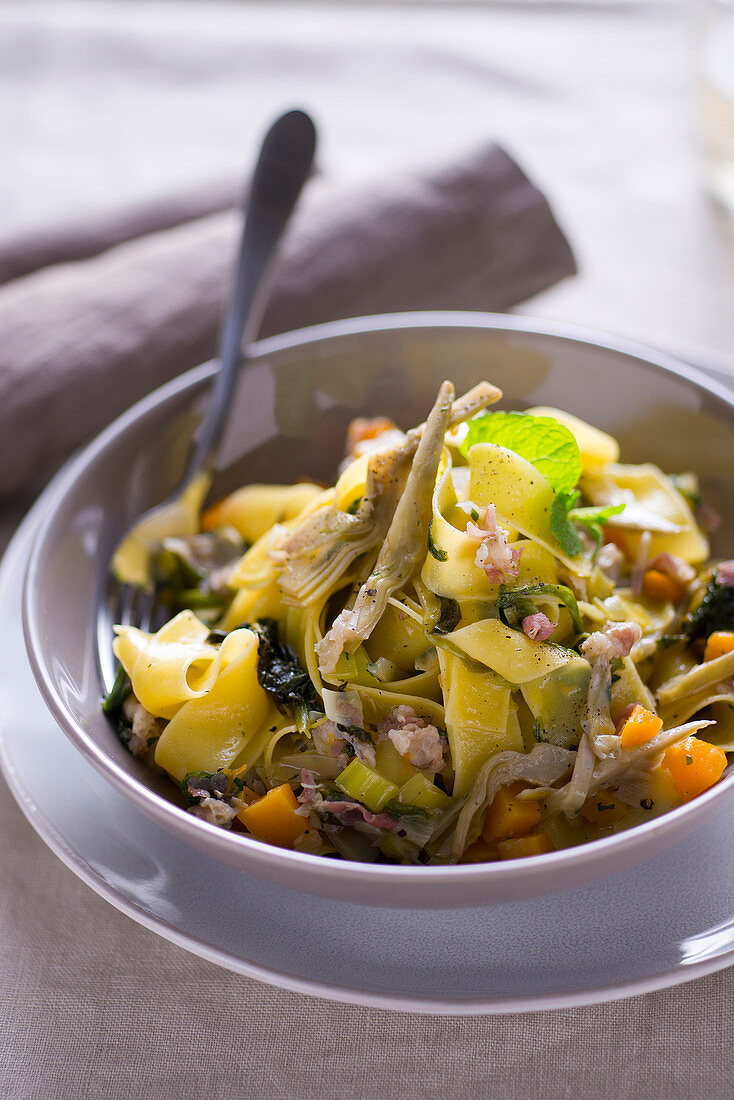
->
378;705;445;772
297;770;401;831
465;503;522;583
521;613;555;641
312;800;401;831
581;620;642;662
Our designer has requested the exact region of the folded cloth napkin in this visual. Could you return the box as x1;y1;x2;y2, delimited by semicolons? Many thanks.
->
0;142;575;501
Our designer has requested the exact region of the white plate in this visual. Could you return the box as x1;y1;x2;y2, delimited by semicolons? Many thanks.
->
4;499;734;1014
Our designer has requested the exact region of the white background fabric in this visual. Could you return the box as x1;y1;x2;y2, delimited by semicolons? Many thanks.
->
3;2;734;1096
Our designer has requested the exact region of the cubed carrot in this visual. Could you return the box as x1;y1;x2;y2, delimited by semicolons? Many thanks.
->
459;840;499;864
497;833;555;860
704;631;734;662
580;788;628;827
482;782;542;845
236;783;308;848
661;736;727;802
642;568;686;603
617;703;663;749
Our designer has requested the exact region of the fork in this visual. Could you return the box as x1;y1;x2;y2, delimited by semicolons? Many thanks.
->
98;109;317;694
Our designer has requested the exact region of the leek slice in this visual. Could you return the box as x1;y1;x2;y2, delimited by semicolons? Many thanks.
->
336;760;398;812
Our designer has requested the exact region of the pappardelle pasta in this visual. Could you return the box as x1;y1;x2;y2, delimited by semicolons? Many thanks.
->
104;379;734;865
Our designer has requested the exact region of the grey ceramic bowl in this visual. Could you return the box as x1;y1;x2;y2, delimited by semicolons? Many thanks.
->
22;312;734;908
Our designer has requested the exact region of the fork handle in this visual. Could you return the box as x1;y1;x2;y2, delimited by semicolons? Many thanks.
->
181;109;317;487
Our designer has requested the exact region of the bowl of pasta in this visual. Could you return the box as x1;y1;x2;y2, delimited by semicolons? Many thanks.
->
22;312;734;907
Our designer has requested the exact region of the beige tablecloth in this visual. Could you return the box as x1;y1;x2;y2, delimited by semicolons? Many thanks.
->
3;1;734;1097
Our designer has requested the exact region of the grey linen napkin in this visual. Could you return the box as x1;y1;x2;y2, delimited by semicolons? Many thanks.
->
0;142;575;500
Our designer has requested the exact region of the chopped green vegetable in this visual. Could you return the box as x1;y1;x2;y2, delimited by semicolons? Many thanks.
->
549;490;583;557
427;518;448;562
180;770;227;805
460;411;582;494
336;722;374;745
335;759;398;812
247;619;319;731
382;800;437;846
153;530;244;617
496;582;583;634
102;665;131;715
398;772;451;811
431;596;461;635
176;588;231;610
569;503;625;550
683;575;734;640
610;655;624;684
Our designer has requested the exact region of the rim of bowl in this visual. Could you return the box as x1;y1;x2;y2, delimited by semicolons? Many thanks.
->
21;309;734;889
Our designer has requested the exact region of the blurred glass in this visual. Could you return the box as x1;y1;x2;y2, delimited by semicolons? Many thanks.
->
696;0;734;218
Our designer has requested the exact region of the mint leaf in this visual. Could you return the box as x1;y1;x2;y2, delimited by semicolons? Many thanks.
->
549;491;583;557
569;503;625;551
460;411;582;495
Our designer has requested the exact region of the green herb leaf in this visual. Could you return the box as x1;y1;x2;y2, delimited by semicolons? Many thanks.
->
549;490;583;557
497;582;584;634
247;619;318;730
460;411;582;494
569;503;625;550
102;665;131;715
683;574;734;640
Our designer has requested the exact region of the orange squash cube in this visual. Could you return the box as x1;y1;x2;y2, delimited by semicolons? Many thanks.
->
704;631;734;662
661;736;727;802
497;833;555;860
642;569;686;602
237;783;308;848
617;704;663;749
482;782;542;845
459;840;499;864
580;788;628;827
